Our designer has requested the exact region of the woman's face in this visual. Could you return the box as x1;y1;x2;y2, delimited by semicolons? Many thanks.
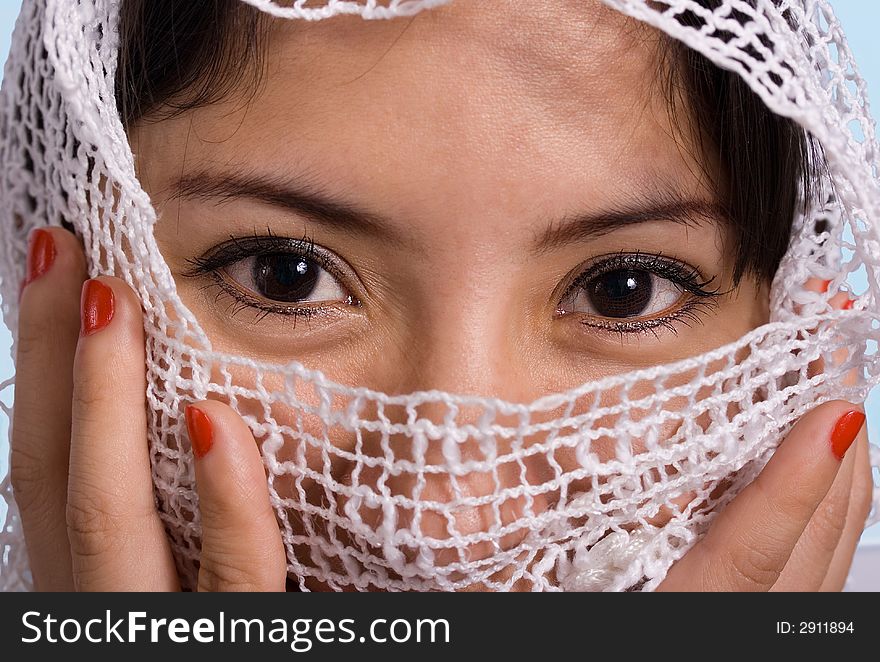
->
131;0;769;402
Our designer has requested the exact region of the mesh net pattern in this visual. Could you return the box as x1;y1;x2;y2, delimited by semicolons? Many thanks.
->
1;0;879;592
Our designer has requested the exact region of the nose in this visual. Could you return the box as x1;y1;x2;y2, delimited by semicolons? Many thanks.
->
389;280;538;402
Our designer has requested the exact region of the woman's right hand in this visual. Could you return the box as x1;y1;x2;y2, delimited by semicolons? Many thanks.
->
658;399;873;591
10;226;287;591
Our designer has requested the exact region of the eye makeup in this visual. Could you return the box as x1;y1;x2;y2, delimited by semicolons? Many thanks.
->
181;231;360;323
182;233;726;340
556;251;725;338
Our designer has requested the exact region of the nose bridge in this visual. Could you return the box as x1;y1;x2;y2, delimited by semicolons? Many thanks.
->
397;261;534;403
421;322;507;396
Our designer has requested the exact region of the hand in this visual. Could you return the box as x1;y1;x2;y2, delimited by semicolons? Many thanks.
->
11;227;287;591
658;401;872;591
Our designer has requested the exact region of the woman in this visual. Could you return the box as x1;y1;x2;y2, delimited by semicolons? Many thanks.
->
2;0;876;591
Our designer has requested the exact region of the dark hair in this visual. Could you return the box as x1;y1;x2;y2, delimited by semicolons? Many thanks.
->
115;0;819;285
116;1;266;127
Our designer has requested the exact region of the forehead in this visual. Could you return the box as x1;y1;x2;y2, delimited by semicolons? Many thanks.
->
269;0;660;114
253;0;673;154
136;0;709;242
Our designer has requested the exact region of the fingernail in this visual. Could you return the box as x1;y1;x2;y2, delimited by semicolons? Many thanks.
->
185;405;214;459
80;279;115;336
819;279;832;293
842;298;855;310
830;409;865;460
25;228;56;285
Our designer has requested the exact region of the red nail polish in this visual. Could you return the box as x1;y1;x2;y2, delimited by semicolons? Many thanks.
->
819;279;832;293
842;298;855;310
80;279;115;336
25;229;56;285
185;405;214;458
830;410;865;460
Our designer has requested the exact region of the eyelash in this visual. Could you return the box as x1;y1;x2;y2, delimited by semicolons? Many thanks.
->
558;251;725;339
183;235;724;336
182;230;356;324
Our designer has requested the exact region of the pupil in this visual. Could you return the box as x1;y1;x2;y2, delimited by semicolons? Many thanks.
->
252;254;319;302
587;269;653;318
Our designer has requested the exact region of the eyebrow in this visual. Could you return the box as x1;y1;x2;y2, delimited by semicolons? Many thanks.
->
169;170;408;247
169;170;726;251
532;196;727;253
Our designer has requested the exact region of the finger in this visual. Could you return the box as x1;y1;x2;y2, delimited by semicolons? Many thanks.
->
11;228;86;591
187;400;286;592
819;422;873;591
67;276;179;591
658;400;865;592
771;409;859;591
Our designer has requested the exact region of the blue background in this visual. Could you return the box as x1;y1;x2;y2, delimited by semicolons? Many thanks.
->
0;2;877;547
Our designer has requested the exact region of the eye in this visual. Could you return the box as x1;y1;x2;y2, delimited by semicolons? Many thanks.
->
224;253;349;305
556;253;722;333
183;235;359;317
559;268;682;319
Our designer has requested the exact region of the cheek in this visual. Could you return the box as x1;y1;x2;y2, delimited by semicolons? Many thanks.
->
725;281;772;330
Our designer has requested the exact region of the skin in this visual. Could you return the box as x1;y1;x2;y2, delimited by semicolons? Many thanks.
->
9;0;874;590
134;1;768;397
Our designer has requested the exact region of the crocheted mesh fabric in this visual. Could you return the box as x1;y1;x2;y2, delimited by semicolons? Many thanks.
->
1;0;879;592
